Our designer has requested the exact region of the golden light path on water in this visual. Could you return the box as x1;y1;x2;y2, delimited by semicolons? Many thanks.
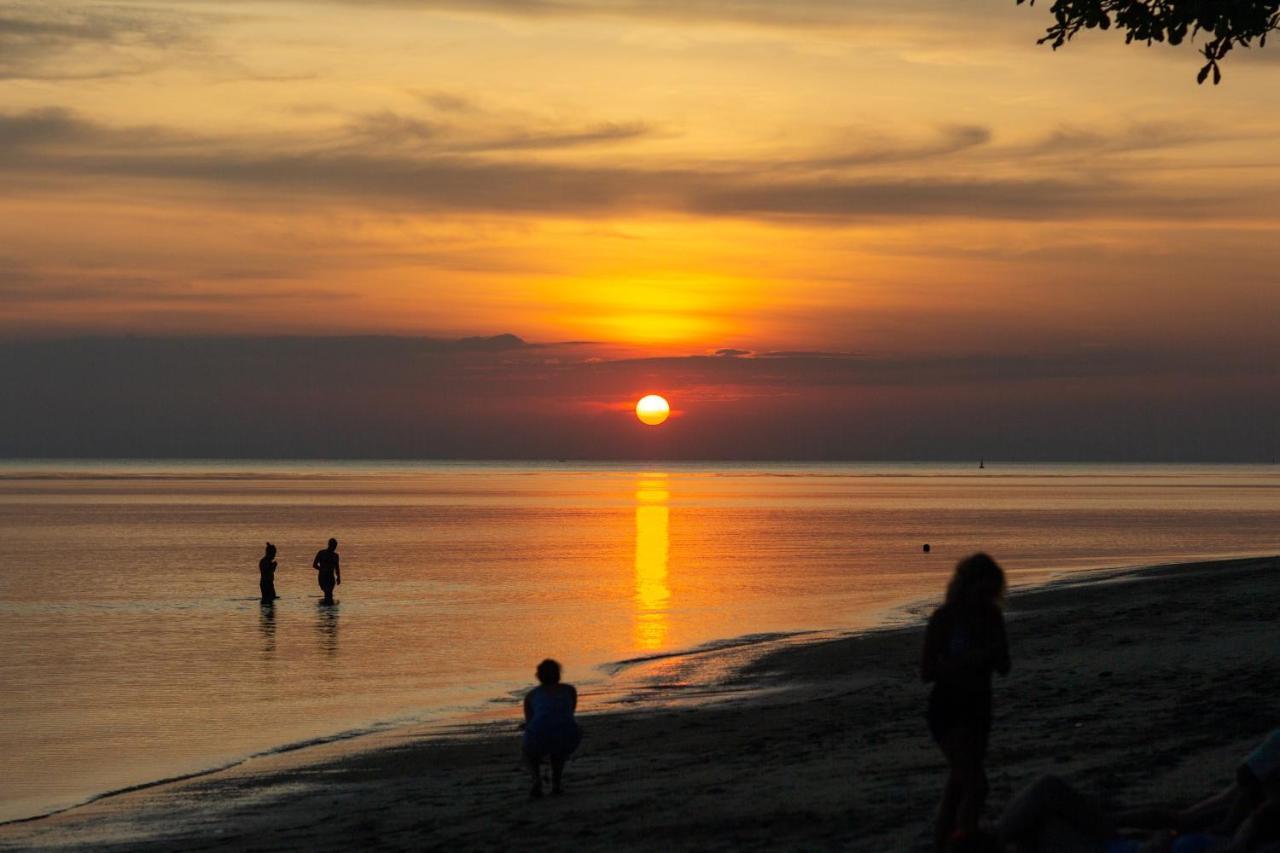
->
634;474;671;650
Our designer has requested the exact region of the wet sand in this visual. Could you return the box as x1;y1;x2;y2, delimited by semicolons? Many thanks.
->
4;555;1278;851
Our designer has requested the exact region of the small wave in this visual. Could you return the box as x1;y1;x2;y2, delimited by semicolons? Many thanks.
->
599;630;817;676
0;715;432;828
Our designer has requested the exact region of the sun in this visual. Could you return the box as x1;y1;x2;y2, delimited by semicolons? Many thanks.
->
635;394;671;426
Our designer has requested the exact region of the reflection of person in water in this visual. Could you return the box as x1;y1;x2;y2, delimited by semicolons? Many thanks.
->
312;538;340;605
259;601;276;655
315;602;339;657
259;542;279;603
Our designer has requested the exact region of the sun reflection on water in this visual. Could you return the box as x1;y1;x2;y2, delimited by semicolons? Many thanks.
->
634;475;671;650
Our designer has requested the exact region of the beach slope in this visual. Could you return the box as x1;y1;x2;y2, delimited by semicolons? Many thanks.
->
4;555;1277;851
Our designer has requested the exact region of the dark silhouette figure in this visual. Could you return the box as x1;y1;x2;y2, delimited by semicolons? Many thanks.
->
313;538;340;605
921;553;1011;852
924;543;932;553
996;750;1280;853
259;542;279;603
522;659;581;798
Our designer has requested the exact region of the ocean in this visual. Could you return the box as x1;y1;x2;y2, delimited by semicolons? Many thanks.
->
2;460;1277;823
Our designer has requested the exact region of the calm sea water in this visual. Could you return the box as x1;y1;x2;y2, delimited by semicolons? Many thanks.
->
2;461;1278;822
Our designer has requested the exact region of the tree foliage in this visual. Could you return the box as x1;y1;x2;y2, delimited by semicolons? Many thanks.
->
1018;1;1280;83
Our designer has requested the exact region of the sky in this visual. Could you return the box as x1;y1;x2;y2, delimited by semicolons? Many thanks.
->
2;0;1278;459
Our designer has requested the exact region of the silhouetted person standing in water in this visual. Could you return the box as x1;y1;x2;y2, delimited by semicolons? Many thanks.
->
313;538;340;605
522;659;580;798
259;542;279;603
921;552;1011;852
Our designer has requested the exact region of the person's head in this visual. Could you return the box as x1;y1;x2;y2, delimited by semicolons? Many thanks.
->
945;552;1006;610
264;542;276;558
535;659;561;686
327;538;338;551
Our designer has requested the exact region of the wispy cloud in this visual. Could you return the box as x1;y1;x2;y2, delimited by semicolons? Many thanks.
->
0;257;341;307
343;110;653;152
0;108;1235;223
181;0;958;30
0;3;194;80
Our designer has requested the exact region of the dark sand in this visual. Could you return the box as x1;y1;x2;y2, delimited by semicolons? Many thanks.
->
4;555;1278;851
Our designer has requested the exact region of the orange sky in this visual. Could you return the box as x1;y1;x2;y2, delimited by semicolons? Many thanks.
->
3;1;1279;353
2;1;1278;459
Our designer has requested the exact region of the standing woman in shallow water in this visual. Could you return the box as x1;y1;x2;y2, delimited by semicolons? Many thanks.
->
258;542;279;603
921;552;1011;851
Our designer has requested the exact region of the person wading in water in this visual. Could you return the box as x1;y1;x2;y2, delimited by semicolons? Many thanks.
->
313;538;341;605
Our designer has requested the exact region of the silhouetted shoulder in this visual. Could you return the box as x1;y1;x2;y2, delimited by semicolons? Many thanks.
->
926;605;953;633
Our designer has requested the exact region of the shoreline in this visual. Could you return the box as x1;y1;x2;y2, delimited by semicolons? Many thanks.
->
0;555;1159;829
4;553;1278;850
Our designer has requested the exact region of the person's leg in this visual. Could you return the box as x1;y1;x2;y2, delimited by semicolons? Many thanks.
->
936;729;968;851
550;756;566;794
524;749;544;798
939;727;985;842
935;770;963;851
957;759;987;838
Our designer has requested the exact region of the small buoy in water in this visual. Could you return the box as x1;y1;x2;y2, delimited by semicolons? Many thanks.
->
923;543;931;553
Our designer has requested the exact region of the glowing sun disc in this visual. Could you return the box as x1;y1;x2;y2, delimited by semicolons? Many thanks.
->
635;394;670;426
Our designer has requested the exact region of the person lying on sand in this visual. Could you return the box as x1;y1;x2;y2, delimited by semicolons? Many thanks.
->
994;732;1280;853
521;659;581;799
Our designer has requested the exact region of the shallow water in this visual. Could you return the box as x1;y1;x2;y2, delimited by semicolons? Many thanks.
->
1;460;1277;822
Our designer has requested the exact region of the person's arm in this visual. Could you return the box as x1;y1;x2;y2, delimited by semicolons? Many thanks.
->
1180;783;1242;832
313;551;322;571
335;554;341;585
523;691;534;724
921;612;942;683
1219;785;1280;851
990;610;1011;676
568;684;578;713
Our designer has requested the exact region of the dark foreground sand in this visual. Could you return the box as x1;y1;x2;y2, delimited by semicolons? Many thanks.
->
4;555;1278;852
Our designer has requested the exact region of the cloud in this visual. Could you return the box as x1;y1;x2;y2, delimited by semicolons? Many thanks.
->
0;257;342;306
460;121;654;152
0;3;192;80
414;90;480;114
2;335;1273;460
798;124;992;170
345;110;652;152
0;107;98;147
178;0;956;31
0;108;1231;224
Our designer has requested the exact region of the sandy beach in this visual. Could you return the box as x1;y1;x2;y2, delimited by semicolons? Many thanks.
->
4;554;1277;852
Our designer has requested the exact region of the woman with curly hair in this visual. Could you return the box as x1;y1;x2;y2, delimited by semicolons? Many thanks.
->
922;553;1011;851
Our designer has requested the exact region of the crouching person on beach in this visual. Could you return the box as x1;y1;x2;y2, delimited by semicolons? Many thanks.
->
522;659;581;798
922;553;1011;852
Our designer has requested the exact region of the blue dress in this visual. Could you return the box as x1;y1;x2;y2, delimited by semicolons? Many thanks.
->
523;685;581;759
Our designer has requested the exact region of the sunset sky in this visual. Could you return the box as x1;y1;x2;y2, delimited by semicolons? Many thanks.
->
3;1;1278;459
